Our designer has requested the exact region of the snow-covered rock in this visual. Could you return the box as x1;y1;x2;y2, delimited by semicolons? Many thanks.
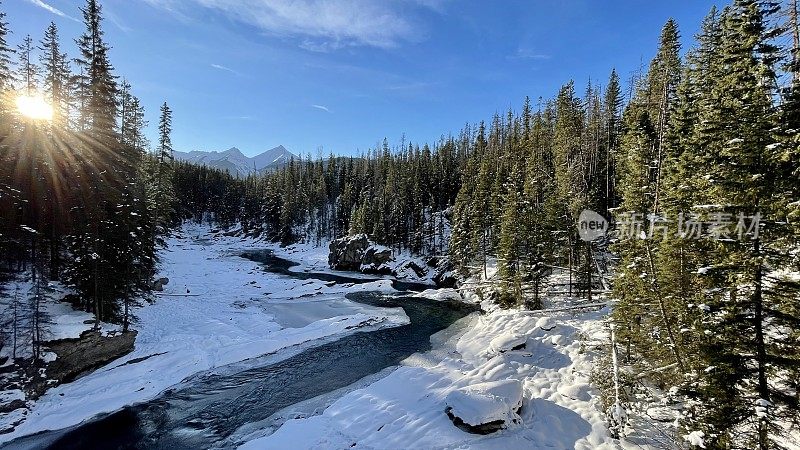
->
488;332;527;354
328;234;371;271
413;288;462;302
444;379;523;433
328;235;396;275
429;256;457;288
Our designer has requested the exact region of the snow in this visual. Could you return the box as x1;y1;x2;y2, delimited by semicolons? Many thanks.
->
444;379;523;427
1;223;676;449
239;280;629;450
755;398;771;418
0;279;119;365
43;300;118;341
488;332;527;355
413;288;462;302
683;430;706;448
0;223;408;444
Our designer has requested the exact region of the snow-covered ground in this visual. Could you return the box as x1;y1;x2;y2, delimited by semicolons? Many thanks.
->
1;223;649;449
238;278;631;449
0;223;408;444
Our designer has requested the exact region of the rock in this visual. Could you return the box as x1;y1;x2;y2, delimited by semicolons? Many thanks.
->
489;333;527;354
394;260;428;279
430;256;457;288
329;234;397;275
414;288;462;302
45;330;137;385
0;399;25;414
328;234;371;271
360;263;393;275
363;245;392;266
445;379;524;434
152;277;169;291
360;245;394;274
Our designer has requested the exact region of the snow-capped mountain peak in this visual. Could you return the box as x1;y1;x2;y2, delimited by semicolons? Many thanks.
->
174;145;296;177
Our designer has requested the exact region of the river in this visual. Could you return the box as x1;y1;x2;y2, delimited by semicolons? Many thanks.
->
4;250;476;450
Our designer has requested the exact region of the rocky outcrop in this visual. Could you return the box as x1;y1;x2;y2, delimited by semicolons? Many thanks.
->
328;235;461;288
429;256;457;288
363;246;393;266
46;329;137;384
329;234;395;274
328;234;370;271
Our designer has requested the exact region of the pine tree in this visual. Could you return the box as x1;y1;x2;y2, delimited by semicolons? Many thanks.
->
155;101;175;229
0;0;13;95
74;0;117;137
16;35;37;95
39;22;71;126
672;2;800;448
602;69;622;213
611;19;689;404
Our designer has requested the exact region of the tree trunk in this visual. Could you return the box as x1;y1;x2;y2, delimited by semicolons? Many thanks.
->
753;238;769;450
645;240;684;371
587;241;592;303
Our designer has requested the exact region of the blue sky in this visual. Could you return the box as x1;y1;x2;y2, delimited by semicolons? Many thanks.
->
7;0;720;157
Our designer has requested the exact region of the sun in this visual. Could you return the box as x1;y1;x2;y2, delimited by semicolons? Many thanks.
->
16;94;54;121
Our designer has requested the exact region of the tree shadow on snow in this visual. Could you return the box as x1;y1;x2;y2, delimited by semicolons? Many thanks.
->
521;398;593;447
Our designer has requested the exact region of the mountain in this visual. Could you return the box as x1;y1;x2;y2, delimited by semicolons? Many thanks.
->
174;145;295;177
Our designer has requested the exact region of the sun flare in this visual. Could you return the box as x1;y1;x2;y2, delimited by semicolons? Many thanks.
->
16;94;54;121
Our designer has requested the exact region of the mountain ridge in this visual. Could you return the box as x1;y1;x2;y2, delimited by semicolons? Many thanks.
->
174;145;295;177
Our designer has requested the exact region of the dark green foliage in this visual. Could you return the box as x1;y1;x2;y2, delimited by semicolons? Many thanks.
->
0;0;169;338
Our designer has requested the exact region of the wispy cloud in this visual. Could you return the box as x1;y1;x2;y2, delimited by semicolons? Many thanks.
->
511;48;551;60
409;0;449;14
25;0;79;21
311;104;331;113
104;5;133;33
211;64;241;76
145;0;439;50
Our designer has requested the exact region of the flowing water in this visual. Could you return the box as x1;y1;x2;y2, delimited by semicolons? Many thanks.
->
5;250;475;450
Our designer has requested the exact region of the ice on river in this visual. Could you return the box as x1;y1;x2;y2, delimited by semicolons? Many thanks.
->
240;302;626;449
0;223;408;444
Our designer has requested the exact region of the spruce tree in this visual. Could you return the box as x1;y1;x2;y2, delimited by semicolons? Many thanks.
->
602;69;622;213
675;2;799;447
74;0;117;137
39;22;71;126
16;35;37;95
612;18;687;390
0;0;13;94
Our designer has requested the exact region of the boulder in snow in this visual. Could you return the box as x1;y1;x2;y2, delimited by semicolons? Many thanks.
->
413;288;462;302
489;333;527;354
557;383;592;402
360;245;394;275
328;234;370;271
444;379;524;434
152;277;169;291
393;260;428;279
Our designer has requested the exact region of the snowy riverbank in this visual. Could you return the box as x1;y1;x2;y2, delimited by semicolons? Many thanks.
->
237;292;628;449
0;224;409;445
2;223;647;449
